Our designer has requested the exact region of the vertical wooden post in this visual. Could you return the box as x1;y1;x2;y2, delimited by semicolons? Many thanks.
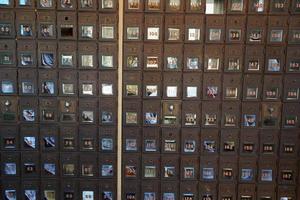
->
117;0;124;199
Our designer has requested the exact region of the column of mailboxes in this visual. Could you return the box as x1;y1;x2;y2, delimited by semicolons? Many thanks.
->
0;0;118;199
123;0;300;200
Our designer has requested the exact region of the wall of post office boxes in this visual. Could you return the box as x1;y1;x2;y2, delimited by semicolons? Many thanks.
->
123;0;300;200
0;0;300;199
0;0;119;199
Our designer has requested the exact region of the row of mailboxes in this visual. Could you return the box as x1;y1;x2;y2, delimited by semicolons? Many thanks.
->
1;0;300;14
0;14;300;45
1;152;298;185
0;12;300;44
3;71;299;100
123;45;300;73
0;41;118;68
0;125;299;156
1;179;116;200
122;155;300;183
1;41;300;72
0;152;298;182
122;128;300;156
0;0;117;11
0;69;118;96
123;182;299;200
0;97;299;128
0;125;117;152
123;14;300;44
0;152;117;178
122;101;300;128
1;41;299;73
0;11;118;40
123;73;300;101
6;14;297;44
124;0;300;14
122;44;299;73
1;70;300;100
0;97;117;124
1;181;298;200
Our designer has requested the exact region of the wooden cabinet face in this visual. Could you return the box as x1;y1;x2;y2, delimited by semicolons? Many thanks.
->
1;0;299;196
121;0;299;196
122;0;299;197
0;1;120;197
